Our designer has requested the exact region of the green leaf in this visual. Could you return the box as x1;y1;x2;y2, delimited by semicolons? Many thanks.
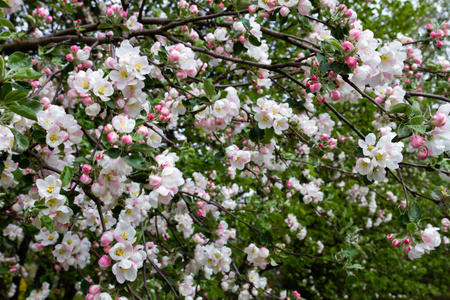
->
203;79;215;98
408;201;422;223
240;18;251;30
129;143;153;153
105;148;122;159
233;41;246;55
3;89;28;103
0;0;10;8
397;213;409;228
12;81;32;93
97;22;113;29
248;34;261;46
407;116;425;126
60;166;74;187
0;30;11;40
347;264;364;270
257;230;273;246
12;131;29;153
8;52;32;70
1;18;15;30
122;153;147;170
262;127;275;144
209;285;225;298
411;100;421;116
40;215;54;233
387;103;412;117
12;68;42;80
407;222;419;233
9;104;37;121
407;124;426;133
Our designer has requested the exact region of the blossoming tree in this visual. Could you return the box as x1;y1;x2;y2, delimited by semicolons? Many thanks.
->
0;0;450;299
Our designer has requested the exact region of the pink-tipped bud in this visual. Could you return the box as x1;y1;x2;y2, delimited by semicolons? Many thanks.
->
176;70;188;79
436;40;444;48
137;126;149;136
426;23;434;31
260;147;268;154
341;41;354;52
442;22;450;30
101;231;114;247
418;147;428;160
89;285;101;295
121;134;133;145
148;174;162;188
82;164;92;174
331;91;341;101
168;50;180;62
154;105;162;112
104;124;113;134
316;96;325;105
430;31;437;38
404;238;411;244
66;53;74;61
96;153;104;160
158;114;166;122
387;234;395;241
431;112;447;127
345;57;358;68
248;4;257;14
147;113;154;120
310;82;322;93
160;107;170;116
106;132;119;144
280;6;290;17
98;255;111;269
349;28;362;41
80;174;92;184
392;239;402;247
410;135;424;148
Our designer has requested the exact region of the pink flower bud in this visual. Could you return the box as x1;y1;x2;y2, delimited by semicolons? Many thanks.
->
431;112;447;127
107;132;119;144
147;113;154;120
148;174;162;188
260;147;268;154
430;31;437;38
248;4;257;14
238;36;246;43
116;98;126;109
80;174;92;184
98;255;111;269
442;22;450;30
121;134;133;145
404;238;411;244
89;285;101;295
176;70;188;79
280;6;290;17
316;96;325;105
84;60;93;68
387;234;395;241
158;114;166;122
341;41;354;51
331;91;341;101
154;105;162;112
392;239;402;247
436;40;444;48
103;124;113;134
410;135;424;148
137;126;149;136
66;53;74;61
310;82;322;93
160;107;170;116
426;23;434;31
82;164;92;174
345;57;358;68
96;153;103;160
418;147;428;160
168;50;180;62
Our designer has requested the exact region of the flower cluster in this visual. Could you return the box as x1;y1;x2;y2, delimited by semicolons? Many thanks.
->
243;244;270;269
355;132;404;181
